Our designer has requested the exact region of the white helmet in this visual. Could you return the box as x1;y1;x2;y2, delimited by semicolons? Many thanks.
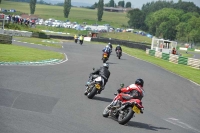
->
106;45;109;48
103;63;109;69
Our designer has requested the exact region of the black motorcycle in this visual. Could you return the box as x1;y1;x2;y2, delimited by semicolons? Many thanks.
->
79;40;83;45
84;70;104;99
74;38;78;43
116;50;122;59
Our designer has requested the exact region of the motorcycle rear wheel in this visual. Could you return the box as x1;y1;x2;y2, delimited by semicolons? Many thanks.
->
103;58;107;63
118;106;134;125
87;87;97;99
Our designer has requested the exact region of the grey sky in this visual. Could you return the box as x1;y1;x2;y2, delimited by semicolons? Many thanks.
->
50;0;200;8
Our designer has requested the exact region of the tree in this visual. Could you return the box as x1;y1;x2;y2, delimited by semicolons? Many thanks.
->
109;0;114;7
127;9;146;29
145;8;184;40
63;0;71;18
92;2;98;8
126;2;131;8
118;1;125;7
30;0;37;14
0;0;2;4
97;0;104;21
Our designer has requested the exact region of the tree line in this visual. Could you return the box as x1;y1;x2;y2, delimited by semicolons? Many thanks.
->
92;0;131;8
127;0;200;44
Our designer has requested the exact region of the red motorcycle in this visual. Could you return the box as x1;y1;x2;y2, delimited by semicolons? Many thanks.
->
102;86;144;125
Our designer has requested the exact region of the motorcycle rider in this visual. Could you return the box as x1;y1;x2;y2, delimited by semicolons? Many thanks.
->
85;63;110;95
102;45;111;59
79;35;84;44
115;44;122;56
108;42;112;51
112;79;145;113
74;34;78;43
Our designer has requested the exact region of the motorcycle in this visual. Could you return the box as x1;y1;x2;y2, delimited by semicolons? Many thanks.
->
102;84;144;125
102;52;109;63
74;37;78;43
79;40;83;45
84;71;105;99
116;50;122;59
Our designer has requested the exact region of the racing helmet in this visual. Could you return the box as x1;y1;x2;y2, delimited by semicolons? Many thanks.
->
135;78;144;87
103;63;109;69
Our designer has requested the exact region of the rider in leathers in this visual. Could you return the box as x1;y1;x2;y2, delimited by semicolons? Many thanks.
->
85;63;110;94
115;44;122;56
117;78;144;100
113;79;145;113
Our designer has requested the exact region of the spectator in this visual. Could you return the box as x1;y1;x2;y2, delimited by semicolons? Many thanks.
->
172;47;176;55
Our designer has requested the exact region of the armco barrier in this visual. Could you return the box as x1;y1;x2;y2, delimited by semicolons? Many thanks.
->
155;51;162;58
188;58;200;69
49;35;74;40
4;29;32;37
149;50;156;56
0;34;12;44
146;49;200;69
162;53;170;61
178;56;188;65
146;49;149;54
169;54;179;64
91;37;150;51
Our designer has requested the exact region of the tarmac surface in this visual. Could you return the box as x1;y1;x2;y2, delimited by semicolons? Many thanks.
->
0;41;200;133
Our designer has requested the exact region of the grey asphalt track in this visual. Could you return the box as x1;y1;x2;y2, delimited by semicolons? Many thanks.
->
0;41;200;133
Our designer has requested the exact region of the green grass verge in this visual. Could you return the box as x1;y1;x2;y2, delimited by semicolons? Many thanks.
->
14;37;63;48
0;44;64;62
178;50;193;58
122;45;200;85
89;42;200;85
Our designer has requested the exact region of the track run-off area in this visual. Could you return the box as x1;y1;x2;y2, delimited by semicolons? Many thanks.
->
0;41;200;133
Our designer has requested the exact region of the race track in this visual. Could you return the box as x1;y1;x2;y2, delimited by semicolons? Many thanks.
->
0;41;200;133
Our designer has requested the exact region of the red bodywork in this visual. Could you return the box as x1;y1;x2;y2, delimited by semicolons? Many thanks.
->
113;93;143;109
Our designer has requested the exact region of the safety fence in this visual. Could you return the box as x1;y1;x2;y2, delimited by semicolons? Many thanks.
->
0;34;12;44
146;49;200;69
3;29;32;37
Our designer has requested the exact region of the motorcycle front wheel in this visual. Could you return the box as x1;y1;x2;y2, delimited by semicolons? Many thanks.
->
118;106;134;125
102;105;110;117
87;87;97;99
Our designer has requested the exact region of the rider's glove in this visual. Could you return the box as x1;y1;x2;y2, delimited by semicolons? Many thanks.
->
117;88;121;93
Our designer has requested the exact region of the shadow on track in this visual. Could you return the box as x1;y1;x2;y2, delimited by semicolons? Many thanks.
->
127;121;171;131
106;62;118;64
92;96;113;103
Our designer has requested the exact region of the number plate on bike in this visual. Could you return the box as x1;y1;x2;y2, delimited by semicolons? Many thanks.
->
103;55;107;57
132;105;140;114
95;84;101;89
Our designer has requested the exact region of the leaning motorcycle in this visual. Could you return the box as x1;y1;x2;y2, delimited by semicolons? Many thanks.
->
102;52;108;63
102;84;144;125
116;50;122;59
84;74;104;99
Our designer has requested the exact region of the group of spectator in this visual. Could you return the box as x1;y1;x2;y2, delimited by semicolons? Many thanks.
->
7;15;36;27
